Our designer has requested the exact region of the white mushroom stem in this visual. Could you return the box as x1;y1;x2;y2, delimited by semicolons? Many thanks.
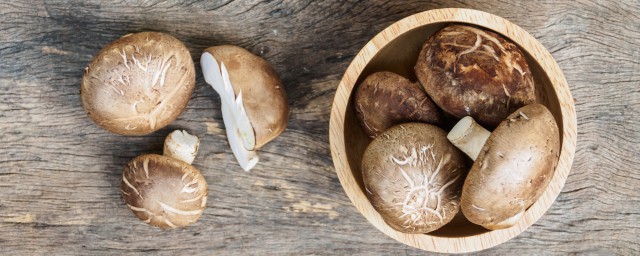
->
201;52;259;171
164;130;200;165
447;116;491;161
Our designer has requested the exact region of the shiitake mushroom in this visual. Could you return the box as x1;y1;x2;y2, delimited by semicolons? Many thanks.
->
362;123;467;233
415;24;536;129
200;45;289;171
82;32;195;135
354;72;442;138
121;130;207;229
448;104;560;230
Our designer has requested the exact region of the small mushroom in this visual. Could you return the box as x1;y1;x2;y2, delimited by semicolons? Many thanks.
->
200;45;289;171
362;123;468;233
447;104;560;230
354;71;442;138
82;32;196;135
121;130;207;229
415;24;535;128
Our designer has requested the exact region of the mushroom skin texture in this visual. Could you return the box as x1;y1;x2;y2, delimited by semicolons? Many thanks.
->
354;72;442;138
362;123;467;234
204;45;289;149
82;32;195;135
449;104;560;230
121;154;208;229
415;24;536;129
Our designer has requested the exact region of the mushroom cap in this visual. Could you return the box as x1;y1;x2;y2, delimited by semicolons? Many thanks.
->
415;24;535;128
82;32;196;135
354;71;442;138
121;154;208;229
362;123;468;233
461;104;560;229
204;45;289;149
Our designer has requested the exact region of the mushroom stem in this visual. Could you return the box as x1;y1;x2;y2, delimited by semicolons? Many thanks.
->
221;103;259;171
447;116;491;160
164;130;200;164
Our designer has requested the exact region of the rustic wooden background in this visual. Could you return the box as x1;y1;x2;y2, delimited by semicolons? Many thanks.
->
1;0;638;255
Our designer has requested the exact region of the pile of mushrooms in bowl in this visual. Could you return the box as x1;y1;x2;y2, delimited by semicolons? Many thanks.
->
329;8;576;253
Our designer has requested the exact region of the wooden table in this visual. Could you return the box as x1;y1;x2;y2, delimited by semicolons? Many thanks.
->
1;1;638;254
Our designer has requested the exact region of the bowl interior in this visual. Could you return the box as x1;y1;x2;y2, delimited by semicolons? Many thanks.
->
343;22;563;238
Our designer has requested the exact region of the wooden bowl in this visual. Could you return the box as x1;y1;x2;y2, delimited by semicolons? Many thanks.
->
329;8;576;253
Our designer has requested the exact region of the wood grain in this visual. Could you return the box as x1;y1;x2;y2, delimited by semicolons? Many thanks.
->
0;0;638;255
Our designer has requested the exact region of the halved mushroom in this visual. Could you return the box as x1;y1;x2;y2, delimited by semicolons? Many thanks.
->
82;32;196;135
121;130;207;229
362;123;468;233
415;24;536;129
447;104;560;230
200;45;289;171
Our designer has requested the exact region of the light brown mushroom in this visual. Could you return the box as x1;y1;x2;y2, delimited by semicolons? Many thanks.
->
354;71;442;138
204;45;288;148
447;104;560;230
362;123;468;233
200;45;289;171
415;24;536;129
121;130;207;229
82;32;195;135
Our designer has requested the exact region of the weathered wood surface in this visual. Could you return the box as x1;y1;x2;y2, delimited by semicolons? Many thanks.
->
0;0;638;255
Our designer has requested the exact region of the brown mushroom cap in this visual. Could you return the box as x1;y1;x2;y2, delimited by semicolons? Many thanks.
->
460;104;560;229
82;32;196;135
415;24;535;128
362;123;468;233
121;154;208;229
204;45;289;149
354;72;442;138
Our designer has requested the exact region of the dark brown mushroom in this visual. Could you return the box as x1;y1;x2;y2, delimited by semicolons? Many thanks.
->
415;24;536;128
355;72;442;138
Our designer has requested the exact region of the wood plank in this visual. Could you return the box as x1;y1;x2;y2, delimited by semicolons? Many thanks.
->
0;0;638;254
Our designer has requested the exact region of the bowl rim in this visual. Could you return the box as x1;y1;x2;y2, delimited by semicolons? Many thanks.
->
329;8;577;253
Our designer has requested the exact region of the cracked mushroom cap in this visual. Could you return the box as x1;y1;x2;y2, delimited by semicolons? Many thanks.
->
415;24;536;128
121;154;208;229
461;104;560;230
354;71;442;138
204;45;289;149
82;32;196;135
362;123;467;233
